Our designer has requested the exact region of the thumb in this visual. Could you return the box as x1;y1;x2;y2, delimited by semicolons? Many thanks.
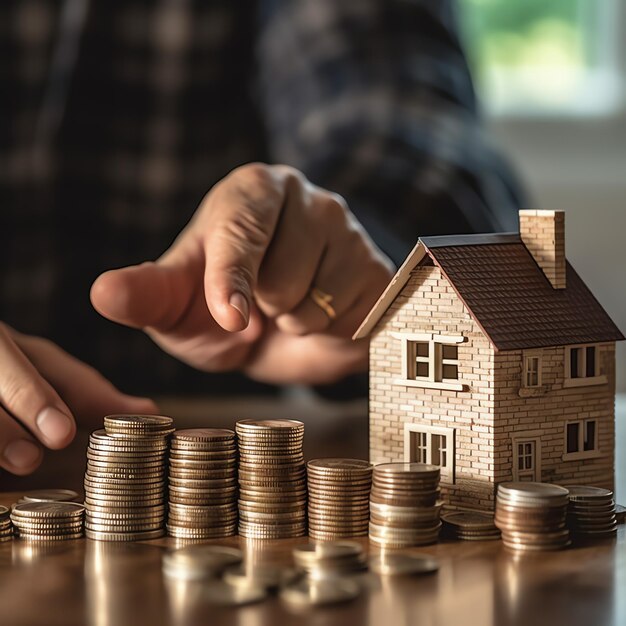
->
90;262;191;331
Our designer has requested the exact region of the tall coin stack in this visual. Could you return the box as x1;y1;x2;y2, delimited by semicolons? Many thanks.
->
495;482;570;552
307;459;372;540
565;485;617;540
236;419;306;539
369;463;442;548
84;415;173;541
167;428;238;539
11;502;84;540
0;506;13;542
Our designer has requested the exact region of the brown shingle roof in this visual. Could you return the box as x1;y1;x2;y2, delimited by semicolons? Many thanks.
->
422;235;624;351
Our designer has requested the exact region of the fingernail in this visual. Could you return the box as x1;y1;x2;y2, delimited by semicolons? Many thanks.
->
229;291;249;325
4;440;41;470
36;407;74;442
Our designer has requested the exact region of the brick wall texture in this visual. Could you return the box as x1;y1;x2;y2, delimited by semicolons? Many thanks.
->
369;262;616;511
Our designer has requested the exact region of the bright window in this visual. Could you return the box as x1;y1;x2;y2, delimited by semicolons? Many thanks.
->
405;423;455;482
523;354;542;387
459;0;621;115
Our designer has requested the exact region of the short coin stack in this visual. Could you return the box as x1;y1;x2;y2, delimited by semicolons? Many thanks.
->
369;463;442;547
565;485;617;540
84;415;173;541
0;506;13;542
495;482;570;552
293;541;367;580
167;428;238;539
307;459;372;540
11;502;84;540
441;511;500;541
236;419;306;539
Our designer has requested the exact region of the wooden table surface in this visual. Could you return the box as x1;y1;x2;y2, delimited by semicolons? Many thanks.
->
0;489;623;626
1;393;624;626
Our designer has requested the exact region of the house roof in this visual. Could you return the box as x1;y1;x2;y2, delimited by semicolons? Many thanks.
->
353;233;624;351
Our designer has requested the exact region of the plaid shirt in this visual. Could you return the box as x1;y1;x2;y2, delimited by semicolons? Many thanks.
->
0;0;523;395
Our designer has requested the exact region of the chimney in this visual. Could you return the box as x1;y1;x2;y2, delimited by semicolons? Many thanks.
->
519;209;566;289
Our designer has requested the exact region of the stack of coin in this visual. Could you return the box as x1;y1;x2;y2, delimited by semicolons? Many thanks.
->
167;428;238;539
11;502;84;540
293;541;367;580
441;511;500;541
495;482;570;552
307;459;372;540
236;419;306;539
83;415;173;541
0;506;13;542
16;489;80;505
565;486;617;539
369;463;442;547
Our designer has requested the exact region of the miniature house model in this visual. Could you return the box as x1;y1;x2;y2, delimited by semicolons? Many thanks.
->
354;210;624;510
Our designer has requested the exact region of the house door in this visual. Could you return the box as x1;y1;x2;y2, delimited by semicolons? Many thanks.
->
513;439;540;482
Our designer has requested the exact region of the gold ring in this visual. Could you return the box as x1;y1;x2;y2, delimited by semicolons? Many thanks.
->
309;287;337;320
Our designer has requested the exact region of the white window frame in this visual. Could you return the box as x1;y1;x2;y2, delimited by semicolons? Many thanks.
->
404;423;455;483
563;418;600;461
392;332;466;392
511;435;542;482
564;344;607;388
522;351;543;388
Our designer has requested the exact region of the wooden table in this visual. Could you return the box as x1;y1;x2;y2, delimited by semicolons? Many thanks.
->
0;490;623;626
1;393;624;625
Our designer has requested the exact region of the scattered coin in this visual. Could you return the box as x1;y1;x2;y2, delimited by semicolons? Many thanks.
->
293;541;367;579
162;545;243;580
369;552;440;576
203;580;268;607
223;563;299;590
280;577;360;607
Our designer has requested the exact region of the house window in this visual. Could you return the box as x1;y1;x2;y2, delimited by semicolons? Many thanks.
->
393;333;465;391
564;345;606;388
523;355;542;388
564;419;598;459
511;436;541;481
404;423;455;482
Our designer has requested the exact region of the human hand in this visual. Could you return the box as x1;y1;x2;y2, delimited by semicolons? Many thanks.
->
0;323;157;475
91;164;394;384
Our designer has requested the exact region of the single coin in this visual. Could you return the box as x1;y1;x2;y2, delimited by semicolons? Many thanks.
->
11;502;85;518
172;428;234;442
369;553;439;576
224;563;299;590
202;580;267;607
20;489;80;504
162;544;242;578
166;525;237;539
307;458;372;471
103;414;174;430
236;418;304;430
293;541;363;562
441;511;496;530
16;532;84;541
280;577;360;607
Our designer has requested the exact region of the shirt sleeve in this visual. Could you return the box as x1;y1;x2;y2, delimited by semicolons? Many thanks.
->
254;0;526;265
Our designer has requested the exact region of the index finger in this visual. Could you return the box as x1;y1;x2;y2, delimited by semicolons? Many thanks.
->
200;163;287;332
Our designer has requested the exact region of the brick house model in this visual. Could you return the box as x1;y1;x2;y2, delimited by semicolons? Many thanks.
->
354;210;624;511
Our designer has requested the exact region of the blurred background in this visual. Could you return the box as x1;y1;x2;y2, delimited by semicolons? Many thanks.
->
459;0;626;392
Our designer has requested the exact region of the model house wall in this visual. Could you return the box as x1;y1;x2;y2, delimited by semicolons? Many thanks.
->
357;210;623;511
